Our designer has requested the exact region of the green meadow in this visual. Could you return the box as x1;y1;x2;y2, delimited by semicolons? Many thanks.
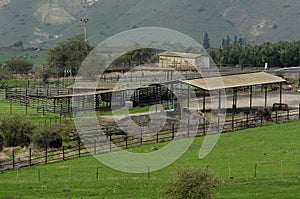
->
1;120;300;198
0;48;48;66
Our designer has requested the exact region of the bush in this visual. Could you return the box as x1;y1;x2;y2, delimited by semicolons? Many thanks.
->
32;128;62;149
161;167;219;199
51;123;77;142
0;115;35;147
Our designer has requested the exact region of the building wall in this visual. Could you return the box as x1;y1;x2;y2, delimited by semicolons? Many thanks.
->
159;55;210;70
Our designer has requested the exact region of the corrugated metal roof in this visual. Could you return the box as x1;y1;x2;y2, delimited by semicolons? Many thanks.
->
181;72;286;91
159;52;202;59
54;86;151;98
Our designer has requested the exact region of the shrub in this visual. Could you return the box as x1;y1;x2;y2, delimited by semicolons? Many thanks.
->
32;128;62;149
0;115;35;147
51;123;77;142
161;167;219;199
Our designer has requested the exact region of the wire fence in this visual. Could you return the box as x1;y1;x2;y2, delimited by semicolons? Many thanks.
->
1;108;299;171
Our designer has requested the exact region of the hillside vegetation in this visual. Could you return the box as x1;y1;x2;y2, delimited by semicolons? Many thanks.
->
0;0;299;48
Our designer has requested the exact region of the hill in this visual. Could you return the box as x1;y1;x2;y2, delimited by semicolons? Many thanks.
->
1;121;300;198
0;0;299;48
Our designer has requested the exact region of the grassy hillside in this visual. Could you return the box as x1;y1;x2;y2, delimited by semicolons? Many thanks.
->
0;48;48;66
0;0;299;48
1;121;300;198
204;0;300;44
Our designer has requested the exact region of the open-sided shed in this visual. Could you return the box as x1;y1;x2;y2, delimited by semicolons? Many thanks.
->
180;71;286;111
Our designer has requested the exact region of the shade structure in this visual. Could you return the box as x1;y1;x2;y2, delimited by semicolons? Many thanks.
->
180;72;286;91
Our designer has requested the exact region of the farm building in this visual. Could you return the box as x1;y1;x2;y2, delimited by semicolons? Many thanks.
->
47;71;287;114
159;52;210;70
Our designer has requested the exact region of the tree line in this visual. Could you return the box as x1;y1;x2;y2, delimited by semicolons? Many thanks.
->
208;40;300;68
0;34;299;85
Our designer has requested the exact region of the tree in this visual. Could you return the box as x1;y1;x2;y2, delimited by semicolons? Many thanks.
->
5;57;33;74
0;115;35;147
47;35;93;77
32;128;62;149
161;167;219;199
203;31;211;49
0;66;11;88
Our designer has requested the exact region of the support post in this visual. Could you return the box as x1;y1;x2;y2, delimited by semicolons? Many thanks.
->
218;89;221;110
187;85;190;109
249;86;253;111
279;82;282;105
203;90;206;111
187;118;190;138
264;85;268;107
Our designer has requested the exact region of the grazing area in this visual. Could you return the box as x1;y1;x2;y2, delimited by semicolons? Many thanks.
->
0;121;300;198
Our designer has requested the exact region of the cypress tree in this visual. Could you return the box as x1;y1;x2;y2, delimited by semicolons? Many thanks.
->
203;31;211;49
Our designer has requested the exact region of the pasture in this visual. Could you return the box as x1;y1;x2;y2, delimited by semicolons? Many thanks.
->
1;121;300;198
0;48;48;66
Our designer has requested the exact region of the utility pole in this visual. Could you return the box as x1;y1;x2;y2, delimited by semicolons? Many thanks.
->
80;18;89;42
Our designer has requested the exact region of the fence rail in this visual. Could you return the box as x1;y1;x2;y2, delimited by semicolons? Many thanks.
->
1;108;299;170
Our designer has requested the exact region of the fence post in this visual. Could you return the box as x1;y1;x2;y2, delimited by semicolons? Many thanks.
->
156;133;159;143
298;104;300;120
125;135;128;149
62;146;65;160
275;111;278;123
254;162;257;179
246;112;249;128
45;147;48;164
29;148;32;166
148;167;151;179
140;129;143;146
203;118;206;135
12;150;15;169
94;140;97;155
231;113;234;131
187;118;190;137
38;169;41;182
287;109;290;120
109;134;112;151
172;123;175;140
10;98;12;115
78;138;81;157
96;167;100;181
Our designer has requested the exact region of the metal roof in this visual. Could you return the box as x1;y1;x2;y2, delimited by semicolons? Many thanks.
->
159;52;203;59
53;85;151;98
181;72;286;91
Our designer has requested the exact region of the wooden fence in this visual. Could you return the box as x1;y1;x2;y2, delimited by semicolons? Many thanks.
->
1;108;299;170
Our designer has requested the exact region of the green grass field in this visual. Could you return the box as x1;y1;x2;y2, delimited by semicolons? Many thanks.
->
1;121;300;198
0;48;48;66
0;99;70;127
